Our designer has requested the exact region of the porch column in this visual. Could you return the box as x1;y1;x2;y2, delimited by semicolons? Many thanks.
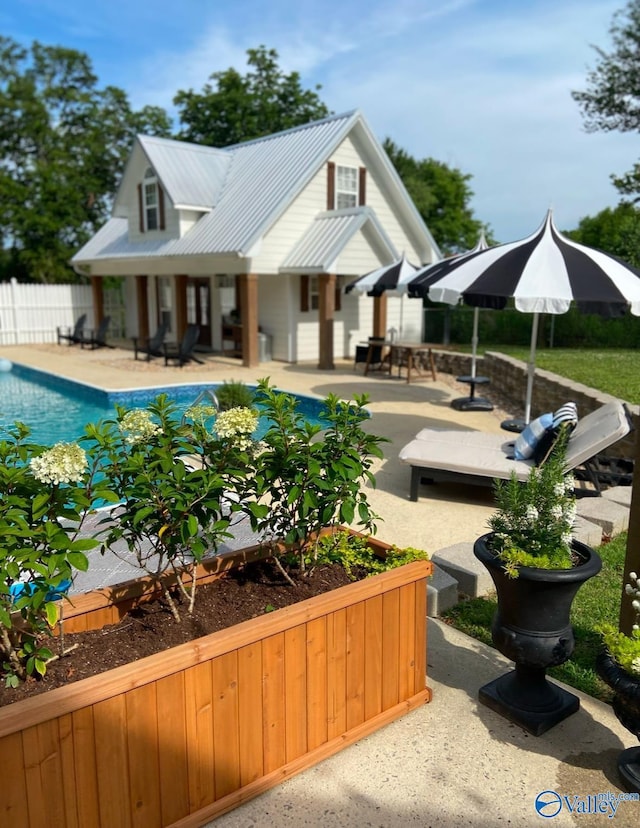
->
318;273;336;370
90;276;105;324
239;273;259;367
175;275;188;338
373;294;387;339
136;276;149;340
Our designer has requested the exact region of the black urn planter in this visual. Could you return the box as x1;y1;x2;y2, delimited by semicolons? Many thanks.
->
474;533;602;736
596;650;640;793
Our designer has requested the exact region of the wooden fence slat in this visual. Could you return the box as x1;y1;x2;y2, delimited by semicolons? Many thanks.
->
382;589;401;710
284;625;307;763
345;602;366;731
184;662;215;812
262;633;286;774
326;608;347;740
126;683;162;828
364;594;383;720
21;725;48;828
237;642;264;787
57;714;79;828
71;707;100;827
306;617;328;751
156;672;190;826
212;651;241;800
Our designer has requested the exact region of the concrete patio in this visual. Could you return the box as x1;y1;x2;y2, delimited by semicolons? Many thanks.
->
2;343;639;826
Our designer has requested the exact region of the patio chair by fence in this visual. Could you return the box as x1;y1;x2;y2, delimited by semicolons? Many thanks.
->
132;321;169;361
56;314;87;345
80;316;113;350
163;324;204;367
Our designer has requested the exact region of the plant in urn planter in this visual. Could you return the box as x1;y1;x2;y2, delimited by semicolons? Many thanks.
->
474;429;602;735
596;572;640;792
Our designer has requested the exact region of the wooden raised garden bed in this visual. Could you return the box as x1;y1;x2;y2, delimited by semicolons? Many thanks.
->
0;532;432;827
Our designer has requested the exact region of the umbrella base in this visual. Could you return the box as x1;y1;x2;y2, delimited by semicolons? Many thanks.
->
501;418;526;433
451;375;493;412
451;396;494;412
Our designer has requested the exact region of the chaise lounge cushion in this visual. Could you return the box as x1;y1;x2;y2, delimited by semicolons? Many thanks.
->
399;401;631;500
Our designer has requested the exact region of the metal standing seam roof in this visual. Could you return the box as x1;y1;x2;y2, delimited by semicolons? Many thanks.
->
74;109;434;265
138;136;231;209
280;208;398;273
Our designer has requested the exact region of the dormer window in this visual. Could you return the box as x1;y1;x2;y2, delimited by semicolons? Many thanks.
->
143;168;159;230
137;168;165;233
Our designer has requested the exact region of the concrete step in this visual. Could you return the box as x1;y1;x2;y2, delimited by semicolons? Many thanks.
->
427;563;459;617
576;495;629;538
431;542;492;599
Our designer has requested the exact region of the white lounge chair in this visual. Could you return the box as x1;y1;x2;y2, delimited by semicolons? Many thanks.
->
399;401;633;502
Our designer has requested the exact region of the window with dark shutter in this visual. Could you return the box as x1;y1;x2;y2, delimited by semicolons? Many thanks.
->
359;167;366;206
158;182;166;231
327;162;335;210
137;183;144;233
300;274;310;312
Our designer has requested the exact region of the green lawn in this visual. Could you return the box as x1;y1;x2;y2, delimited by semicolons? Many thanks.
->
481;346;640;405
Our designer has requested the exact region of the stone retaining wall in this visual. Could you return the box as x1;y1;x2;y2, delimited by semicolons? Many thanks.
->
433;349;637;459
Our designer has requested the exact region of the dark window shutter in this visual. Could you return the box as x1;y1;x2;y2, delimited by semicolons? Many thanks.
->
359;167;366;206
137;183;144;233
158;182;166;230
300;274;309;312
327;161;335;210
335;281;342;312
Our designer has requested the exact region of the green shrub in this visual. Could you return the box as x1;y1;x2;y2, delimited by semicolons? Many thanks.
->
314;530;429;580
215;380;256;411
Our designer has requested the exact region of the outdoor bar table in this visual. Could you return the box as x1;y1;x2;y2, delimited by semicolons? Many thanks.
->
362;341;437;383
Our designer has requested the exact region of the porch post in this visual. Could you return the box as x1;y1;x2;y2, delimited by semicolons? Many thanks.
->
318;273;336;370
373;294;387;339
239;273;259;367
175;275;188;338
90;276;105;324
136;276;149;340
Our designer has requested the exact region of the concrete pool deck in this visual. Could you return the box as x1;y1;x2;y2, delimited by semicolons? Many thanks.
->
2;343;639;827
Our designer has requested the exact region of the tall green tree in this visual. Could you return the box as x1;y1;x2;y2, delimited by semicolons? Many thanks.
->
383;138;489;254
572;0;640;199
0;37;171;283
173;45;331;147
565;203;640;267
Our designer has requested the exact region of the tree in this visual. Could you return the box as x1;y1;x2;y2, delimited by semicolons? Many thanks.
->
173;46;331;147
572;0;640;199
0;37;172;283
564;203;640;267
383;138;490;254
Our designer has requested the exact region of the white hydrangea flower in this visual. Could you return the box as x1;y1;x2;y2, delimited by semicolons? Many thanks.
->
525;505;539;522
550;504;563;520
119;409;161;445
30;442;88;485
214;407;258;448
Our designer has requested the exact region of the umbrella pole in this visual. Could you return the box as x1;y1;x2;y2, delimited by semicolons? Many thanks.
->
471;307;479;379
524;312;540;425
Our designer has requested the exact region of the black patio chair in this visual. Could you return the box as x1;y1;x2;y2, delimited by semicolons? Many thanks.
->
163;324;204;367
132;321;169;361
80;316;114;350
57;314;87;345
354;336;386;373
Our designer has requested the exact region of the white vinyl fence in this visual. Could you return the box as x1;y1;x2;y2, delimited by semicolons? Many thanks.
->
0;278;126;345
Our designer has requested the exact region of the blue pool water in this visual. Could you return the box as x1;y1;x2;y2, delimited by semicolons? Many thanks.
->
0;363;327;445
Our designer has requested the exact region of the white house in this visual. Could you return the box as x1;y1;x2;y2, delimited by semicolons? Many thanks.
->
72;110;441;367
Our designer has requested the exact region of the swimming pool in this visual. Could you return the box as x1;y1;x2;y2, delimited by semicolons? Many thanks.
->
0;363;327;445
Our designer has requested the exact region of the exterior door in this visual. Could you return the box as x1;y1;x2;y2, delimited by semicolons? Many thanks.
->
187;279;212;347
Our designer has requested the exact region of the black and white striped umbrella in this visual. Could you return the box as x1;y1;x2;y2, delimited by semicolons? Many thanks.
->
344;252;420;297
408;210;640;422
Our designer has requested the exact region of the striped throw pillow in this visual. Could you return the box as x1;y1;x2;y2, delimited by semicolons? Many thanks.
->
514;413;554;460
553;402;578;431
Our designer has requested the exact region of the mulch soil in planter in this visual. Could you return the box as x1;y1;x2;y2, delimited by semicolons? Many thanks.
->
0;560;357;709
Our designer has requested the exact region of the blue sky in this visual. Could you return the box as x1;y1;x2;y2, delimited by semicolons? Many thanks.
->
3;0;637;244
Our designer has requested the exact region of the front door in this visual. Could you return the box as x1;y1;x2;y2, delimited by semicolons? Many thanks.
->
187;279;212;347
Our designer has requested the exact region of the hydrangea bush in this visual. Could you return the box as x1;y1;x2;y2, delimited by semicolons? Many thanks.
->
0;424;100;686
487;429;577;577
